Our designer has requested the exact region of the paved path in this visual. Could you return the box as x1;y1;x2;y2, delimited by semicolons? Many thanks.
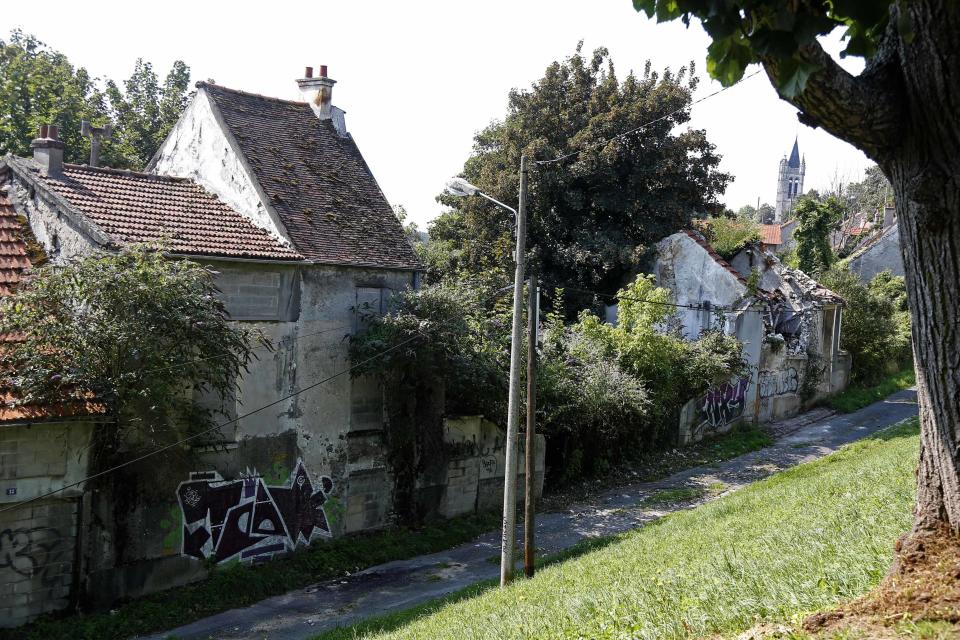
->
147;390;918;640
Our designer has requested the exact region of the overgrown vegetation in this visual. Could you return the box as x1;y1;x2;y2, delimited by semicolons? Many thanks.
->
793;195;845;276
0;245;260;453
3;512;501;640
352;274;745;493
826;368;916;414
311;419;919;640
820;267;912;386
700;216;761;259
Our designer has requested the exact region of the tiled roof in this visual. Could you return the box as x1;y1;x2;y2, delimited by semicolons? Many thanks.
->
0;196;107;424
682;230;749;286
200;83;420;269
21;161;303;261
760;224;782;245
0;197;32;296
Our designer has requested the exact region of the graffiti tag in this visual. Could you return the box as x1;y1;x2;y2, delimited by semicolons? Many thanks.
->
176;459;333;564
758;367;800;398
0;526;64;586
693;376;750;438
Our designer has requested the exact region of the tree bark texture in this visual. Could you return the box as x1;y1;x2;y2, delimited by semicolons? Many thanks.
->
765;1;960;533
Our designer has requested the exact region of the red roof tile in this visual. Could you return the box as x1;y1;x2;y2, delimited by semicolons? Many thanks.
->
760;224;782;245
200;83;420;269
27;163;303;261
0;197;32;296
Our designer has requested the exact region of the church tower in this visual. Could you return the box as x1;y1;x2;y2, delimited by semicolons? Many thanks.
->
774;138;805;222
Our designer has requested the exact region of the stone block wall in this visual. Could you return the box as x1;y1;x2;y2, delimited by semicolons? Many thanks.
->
0;499;78;628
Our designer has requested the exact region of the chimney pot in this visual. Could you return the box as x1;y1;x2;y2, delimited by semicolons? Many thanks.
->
319;65;328;78
31;123;65;177
295;67;336;120
305;66;313;78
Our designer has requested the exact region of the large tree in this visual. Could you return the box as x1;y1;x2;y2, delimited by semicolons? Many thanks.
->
432;44;731;305
0;31;190;169
629;1;960;542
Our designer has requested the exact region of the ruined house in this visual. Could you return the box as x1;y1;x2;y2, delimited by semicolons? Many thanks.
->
652;230;850;444
0;67;542;626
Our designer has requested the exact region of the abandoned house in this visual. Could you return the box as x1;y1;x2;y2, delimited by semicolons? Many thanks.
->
652;230;850;444
0;67;543;627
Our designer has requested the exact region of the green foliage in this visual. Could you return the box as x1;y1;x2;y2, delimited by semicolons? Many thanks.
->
631;1;891;96
431;44;730;306
820;267;912;386
313;419;919;640
701;216;761;259
0;245;260;449
793;195;844;276
0;30;190;169
826;367;915;413
349;282;507;520
6;511;501;640
536;275;746;481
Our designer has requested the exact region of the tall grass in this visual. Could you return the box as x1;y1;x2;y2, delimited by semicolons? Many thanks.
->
319;420;919;640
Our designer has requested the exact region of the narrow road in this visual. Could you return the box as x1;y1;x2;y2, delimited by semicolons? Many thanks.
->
145;389;918;640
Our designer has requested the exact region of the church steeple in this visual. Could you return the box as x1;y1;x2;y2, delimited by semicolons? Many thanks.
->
775;137;806;222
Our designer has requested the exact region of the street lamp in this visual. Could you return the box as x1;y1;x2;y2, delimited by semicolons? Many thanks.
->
444;158;528;586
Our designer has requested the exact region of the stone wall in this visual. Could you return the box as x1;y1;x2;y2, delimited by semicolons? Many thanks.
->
848;225;905;282
0;420;96;628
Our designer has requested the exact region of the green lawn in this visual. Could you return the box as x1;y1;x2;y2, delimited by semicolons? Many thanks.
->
316;419;920;640
826;368;916;413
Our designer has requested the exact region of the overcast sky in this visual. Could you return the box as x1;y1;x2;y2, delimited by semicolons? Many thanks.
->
3;0;871;227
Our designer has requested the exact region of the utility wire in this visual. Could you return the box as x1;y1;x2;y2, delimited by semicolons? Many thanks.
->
0;333;423;515
536;70;762;166
143;324;351;375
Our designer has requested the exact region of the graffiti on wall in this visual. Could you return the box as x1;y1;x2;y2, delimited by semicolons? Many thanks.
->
176;460;333;564
758;367;800;398
0;526;65;586
693;376;751;438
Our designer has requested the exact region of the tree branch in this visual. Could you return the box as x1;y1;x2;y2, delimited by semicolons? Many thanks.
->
761;29;905;163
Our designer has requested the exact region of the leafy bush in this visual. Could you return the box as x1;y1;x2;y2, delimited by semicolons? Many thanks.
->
0;245;260;450
538;275;746;481
793;195;844;276
819;267;912;386
701;216;761;259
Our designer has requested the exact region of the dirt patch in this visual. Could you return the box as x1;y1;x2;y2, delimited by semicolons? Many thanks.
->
801;527;960;638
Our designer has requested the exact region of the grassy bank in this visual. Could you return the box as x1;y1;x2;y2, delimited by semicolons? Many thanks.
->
826;368;915;413
315;419;920;640
6;512;501;640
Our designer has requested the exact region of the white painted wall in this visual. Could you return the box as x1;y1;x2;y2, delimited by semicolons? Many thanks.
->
149;90;294;249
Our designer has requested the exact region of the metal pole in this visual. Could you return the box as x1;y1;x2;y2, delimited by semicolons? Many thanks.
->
524;271;538;579
500;155;528;586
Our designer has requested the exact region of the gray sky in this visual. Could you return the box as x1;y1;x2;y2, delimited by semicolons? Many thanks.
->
3;0;870;227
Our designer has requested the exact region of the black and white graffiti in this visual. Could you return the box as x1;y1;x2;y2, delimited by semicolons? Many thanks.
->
0;526;65;586
758;367;800;398
176;460;333;564
693;376;751;438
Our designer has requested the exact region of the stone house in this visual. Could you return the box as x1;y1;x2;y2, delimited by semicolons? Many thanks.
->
652;230;850;443
0;68;542;626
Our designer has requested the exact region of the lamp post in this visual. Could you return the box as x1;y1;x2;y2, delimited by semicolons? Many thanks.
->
444;156;528;585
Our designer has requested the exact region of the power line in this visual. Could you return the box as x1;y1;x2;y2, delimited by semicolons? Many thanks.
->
536;70;762;167
0;333;423;515
143;324;351;375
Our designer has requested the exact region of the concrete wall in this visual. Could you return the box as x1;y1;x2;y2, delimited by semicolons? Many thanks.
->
440;416;545;518
0;421;96;628
848;225;905;281
653;233;747;340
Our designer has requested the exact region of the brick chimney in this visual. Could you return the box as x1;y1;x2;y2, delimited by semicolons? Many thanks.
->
31;124;65;177
296;65;336;120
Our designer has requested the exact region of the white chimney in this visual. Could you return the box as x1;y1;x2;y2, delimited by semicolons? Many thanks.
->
31;124;65;177
297;65;336;120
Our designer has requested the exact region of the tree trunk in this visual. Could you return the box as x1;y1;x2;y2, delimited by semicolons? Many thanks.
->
883;0;960;534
